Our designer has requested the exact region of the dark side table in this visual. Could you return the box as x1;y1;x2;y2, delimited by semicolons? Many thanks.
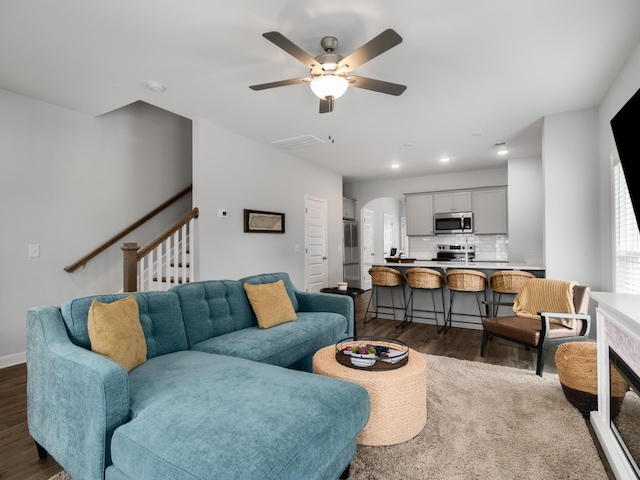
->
320;287;365;336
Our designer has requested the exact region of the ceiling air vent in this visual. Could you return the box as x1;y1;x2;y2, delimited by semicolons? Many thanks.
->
271;134;325;150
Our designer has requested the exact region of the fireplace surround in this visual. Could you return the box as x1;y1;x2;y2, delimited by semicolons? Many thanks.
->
590;292;640;479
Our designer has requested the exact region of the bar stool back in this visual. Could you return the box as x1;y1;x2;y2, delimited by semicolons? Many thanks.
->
403;268;446;332
445;269;488;332
365;267;407;327
489;270;536;316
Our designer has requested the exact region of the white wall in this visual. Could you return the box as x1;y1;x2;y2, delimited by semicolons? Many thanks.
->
192;118;343;290
542;108;600;288
507;156;543;264
0;90;192;366
598;39;640;292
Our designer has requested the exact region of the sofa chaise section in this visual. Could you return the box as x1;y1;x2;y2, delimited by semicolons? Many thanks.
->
106;350;369;480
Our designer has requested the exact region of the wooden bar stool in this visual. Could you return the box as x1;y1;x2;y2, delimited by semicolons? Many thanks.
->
445;269;488;332
403;267;446;332
365;267;407;326
489;270;535;316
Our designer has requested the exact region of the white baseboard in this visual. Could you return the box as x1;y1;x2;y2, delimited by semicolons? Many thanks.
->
0;351;26;369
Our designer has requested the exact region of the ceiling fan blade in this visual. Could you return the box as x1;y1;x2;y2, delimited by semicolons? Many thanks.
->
262;31;320;72
319;97;334;114
338;29;403;71
348;75;407;96
249;77;311;91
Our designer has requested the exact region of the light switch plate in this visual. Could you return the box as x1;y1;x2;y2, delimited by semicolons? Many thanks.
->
29;244;40;258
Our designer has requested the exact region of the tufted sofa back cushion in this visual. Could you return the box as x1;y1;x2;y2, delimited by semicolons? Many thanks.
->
61;291;188;359
171;280;256;347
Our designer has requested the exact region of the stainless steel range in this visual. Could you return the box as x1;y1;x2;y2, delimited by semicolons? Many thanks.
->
432;244;475;262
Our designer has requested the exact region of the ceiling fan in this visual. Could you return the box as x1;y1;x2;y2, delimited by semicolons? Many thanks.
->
249;29;407;113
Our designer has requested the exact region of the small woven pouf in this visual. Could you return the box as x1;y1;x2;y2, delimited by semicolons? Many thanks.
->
555;342;627;417
313;345;427;446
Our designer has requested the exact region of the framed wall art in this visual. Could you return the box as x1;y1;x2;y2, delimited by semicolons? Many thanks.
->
243;209;285;233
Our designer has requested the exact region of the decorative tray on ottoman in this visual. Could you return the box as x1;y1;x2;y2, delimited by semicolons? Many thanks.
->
335;336;409;371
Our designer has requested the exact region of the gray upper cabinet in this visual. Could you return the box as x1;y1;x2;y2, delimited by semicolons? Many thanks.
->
473;188;507;234
343;197;356;220
406;194;434;236
434;191;472;213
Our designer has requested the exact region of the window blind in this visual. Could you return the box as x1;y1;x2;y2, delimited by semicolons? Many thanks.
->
614;158;640;293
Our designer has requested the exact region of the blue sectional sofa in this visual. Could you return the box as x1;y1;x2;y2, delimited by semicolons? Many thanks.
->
26;273;369;480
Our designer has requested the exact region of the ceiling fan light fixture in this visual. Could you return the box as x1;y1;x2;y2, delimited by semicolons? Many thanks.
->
310;75;349;100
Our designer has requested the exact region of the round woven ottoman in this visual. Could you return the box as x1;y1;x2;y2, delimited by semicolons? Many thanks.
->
312;345;427;446
555;342;627;417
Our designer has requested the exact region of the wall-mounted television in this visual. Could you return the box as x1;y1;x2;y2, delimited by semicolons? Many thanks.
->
611;87;640;231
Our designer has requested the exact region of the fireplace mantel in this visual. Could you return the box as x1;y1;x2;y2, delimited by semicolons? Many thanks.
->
590;292;640;479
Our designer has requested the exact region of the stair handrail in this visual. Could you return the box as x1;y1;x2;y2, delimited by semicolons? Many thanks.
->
122;207;199;292
137;207;199;260
64;185;192;272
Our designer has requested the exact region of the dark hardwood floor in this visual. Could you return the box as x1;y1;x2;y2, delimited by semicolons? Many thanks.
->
0;289;610;479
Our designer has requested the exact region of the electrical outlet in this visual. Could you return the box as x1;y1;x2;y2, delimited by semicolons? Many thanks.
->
28;244;40;258
218;209;228;218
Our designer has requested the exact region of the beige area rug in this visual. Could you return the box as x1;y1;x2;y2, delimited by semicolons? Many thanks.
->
350;353;608;480
49;354;608;480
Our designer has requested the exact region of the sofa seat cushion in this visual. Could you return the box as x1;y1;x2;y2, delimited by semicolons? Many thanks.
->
483;315;584;346
109;351;369;480
190;312;347;367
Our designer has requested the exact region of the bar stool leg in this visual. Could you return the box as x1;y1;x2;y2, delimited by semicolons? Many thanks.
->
364;285;377;324
400;288;414;328
394;285;409;329
475;290;487;323
436;287;446;334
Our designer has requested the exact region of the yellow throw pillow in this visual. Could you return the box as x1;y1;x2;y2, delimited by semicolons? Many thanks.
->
243;280;297;329
87;295;147;372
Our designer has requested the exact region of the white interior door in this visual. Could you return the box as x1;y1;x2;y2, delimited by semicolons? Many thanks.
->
305;196;328;292
362;208;374;290
383;213;393;255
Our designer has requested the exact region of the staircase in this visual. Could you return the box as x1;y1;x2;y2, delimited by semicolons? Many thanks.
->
64;186;198;293
123;207;198;292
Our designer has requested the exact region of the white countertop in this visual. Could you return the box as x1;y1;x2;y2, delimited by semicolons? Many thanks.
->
376;260;545;271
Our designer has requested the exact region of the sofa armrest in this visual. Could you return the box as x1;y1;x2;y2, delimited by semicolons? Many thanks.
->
295;292;354;337
27;306;130;480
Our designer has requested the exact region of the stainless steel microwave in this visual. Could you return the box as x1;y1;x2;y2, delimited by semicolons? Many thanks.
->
433;212;473;234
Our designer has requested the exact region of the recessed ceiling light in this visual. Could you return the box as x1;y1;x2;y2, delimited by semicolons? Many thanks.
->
440;157;450;163
403;142;414;147
146;81;165;93
391;163;400;169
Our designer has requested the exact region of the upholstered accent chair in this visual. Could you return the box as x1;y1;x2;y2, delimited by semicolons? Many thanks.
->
481;279;591;376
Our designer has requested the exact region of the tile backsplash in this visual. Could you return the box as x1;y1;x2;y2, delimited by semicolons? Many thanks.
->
407;234;509;261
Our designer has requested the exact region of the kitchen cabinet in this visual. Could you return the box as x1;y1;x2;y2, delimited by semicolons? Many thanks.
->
343;197;356;220
473;188;507;234
406;194;434;236
434;191;472;213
